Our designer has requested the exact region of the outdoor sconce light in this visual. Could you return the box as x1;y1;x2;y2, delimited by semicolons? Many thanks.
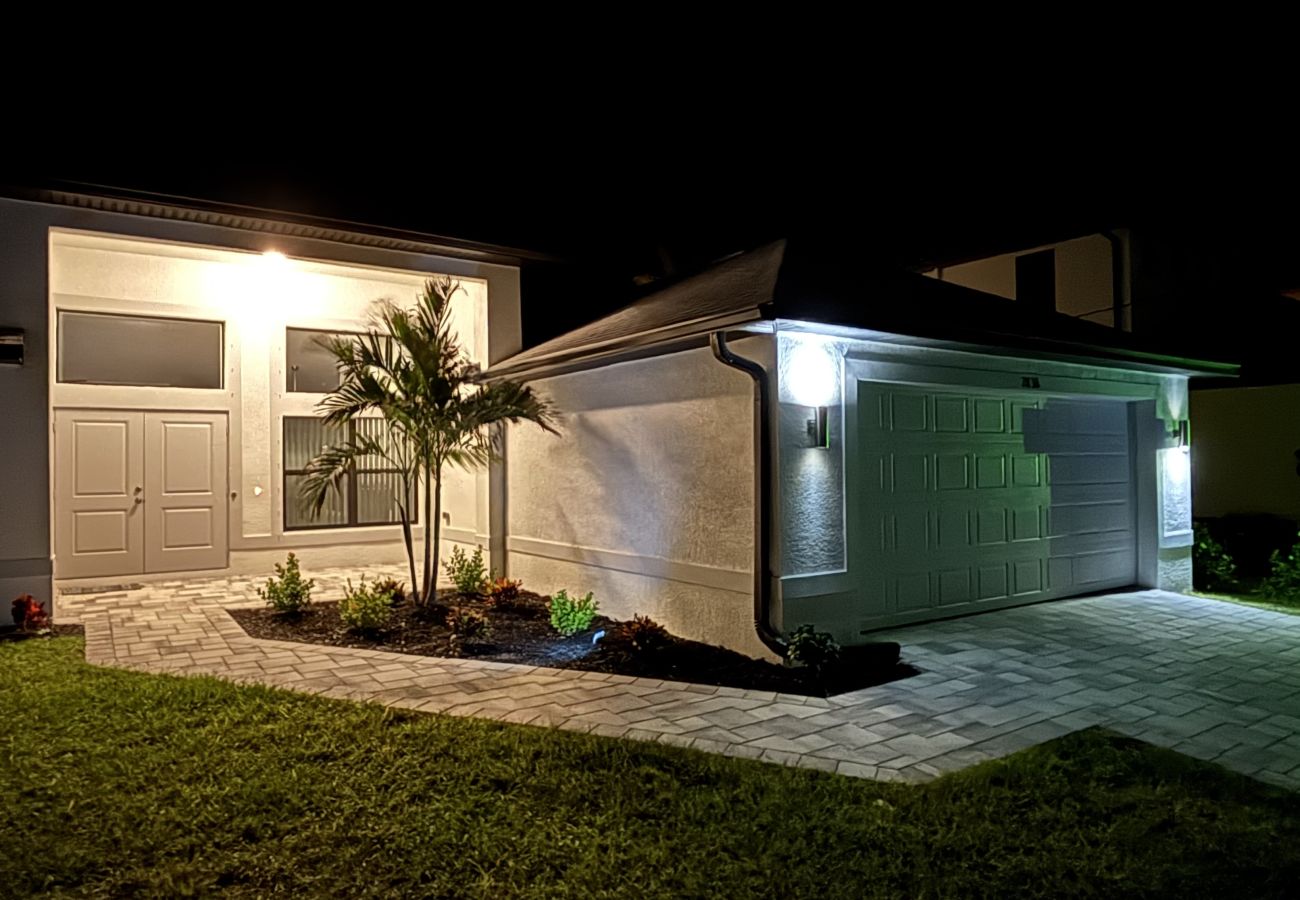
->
1174;420;1190;449
806;406;830;449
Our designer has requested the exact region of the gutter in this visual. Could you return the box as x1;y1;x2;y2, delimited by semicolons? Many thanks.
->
709;331;787;658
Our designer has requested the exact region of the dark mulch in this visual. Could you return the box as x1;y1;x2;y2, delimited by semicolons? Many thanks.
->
1;623;85;643
231;590;917;697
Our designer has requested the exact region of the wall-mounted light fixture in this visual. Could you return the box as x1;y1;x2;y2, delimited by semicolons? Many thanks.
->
806;406;830;449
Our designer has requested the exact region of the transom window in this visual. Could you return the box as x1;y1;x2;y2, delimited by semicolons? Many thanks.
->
283;417;414;530
286;328;360;393
58;311;224;389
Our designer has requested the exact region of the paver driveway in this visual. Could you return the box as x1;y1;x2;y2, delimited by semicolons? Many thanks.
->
57;570;1300;789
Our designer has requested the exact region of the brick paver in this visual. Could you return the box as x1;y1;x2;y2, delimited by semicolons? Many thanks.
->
57;571;1300;788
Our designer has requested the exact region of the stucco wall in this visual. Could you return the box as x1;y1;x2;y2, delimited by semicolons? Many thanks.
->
505;337;773;658
1191;384;1300;521
0;195;522;623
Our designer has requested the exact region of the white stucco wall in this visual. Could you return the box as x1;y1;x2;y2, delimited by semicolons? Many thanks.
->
775;325;1194;642
505;337;773;658
1192;384;1300;521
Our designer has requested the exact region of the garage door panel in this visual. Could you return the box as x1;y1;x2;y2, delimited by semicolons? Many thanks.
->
859;383;1136;628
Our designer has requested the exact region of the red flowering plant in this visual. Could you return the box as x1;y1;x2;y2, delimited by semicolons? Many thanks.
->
11;595;51;634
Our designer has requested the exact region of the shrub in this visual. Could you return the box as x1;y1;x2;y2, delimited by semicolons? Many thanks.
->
11;595;50;633
444;546;487;595
549;590;598;637
1261;531;1300;604
787;625;841;674
257;553;314;615
485;576;522;603
1193;524;1237;591
372;577;407;606
618;615;670;655
446;606;490;640
339;578;393;633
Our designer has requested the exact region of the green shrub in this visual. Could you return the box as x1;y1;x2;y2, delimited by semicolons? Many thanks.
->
1261;531;1300;604
257;553;314;615
339;578;394;633
443;546;487;595
549;590;598;636
1193;524;1237;591
372;577;406;606
787;625;841;674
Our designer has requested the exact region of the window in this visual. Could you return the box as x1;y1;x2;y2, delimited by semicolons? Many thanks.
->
58;311;224;388
283;417;415;530
287;328;358;393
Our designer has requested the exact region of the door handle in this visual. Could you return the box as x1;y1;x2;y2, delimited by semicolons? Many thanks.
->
133;487;144;505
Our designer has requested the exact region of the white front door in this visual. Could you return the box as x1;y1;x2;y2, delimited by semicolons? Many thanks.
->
55;410;228;579
858;383;1137;629
54;410;145;579
144;412;228;573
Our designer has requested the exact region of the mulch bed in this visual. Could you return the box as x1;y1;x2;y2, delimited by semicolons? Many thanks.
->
230;590;917;698
1;624;85;643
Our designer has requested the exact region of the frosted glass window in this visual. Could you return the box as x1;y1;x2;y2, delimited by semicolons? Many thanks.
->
283;417;414;530
58;311;223;388
287;328;359;393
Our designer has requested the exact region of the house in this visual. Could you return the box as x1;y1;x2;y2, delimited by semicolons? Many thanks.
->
488;240;1233;659
918;227;1300;569
1;189;1234;659
0;186;536;626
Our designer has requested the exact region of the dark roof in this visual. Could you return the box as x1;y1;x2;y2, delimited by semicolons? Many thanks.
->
487;239;1239;380
1;183;559;266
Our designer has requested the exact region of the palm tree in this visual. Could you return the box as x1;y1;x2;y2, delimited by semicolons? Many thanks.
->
298;276;555;605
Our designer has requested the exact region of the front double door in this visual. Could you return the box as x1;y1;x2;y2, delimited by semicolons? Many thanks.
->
55;410;229;579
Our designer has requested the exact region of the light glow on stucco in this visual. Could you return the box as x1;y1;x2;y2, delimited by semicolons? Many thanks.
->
1164;445;1191;487
784;338;838;407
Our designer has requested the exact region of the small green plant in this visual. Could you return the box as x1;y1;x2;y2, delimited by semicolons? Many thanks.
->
786;625;841;675
618;615;670;655
372;577;407;606
339;578;394;633
444;546;488;595
1261;531;1300;604
1193;523;1237;591
548;589;598;637
257;553;314;615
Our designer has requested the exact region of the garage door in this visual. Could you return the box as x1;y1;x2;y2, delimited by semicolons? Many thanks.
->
858;382;1136;628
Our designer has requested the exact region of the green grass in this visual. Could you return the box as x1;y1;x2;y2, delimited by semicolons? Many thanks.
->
1192;587;1300;616
4;639;1300;898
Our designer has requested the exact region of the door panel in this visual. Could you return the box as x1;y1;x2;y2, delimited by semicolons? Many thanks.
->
144;413;228;573
858;383;1137;628
55;410;145;578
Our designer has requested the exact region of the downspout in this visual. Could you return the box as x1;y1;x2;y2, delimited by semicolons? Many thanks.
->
709;331;787;658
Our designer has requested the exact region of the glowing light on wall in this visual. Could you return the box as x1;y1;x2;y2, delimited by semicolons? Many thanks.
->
785;340;838;407
1165;445;1190;486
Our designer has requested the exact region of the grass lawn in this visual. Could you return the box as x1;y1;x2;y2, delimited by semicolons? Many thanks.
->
4;639;1299;898
1192;588;1300;617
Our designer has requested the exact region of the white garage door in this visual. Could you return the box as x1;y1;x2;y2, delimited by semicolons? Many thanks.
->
858;382;1136;628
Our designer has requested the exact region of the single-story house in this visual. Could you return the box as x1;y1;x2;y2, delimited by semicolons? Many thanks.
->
1;190;1235;661
488;240;1235;659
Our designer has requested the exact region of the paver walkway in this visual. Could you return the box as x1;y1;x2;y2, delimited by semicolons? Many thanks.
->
57;569;1300;788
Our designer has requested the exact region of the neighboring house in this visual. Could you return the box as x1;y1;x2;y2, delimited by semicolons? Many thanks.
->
489;240;1233;659
919;228;1300;547
0;187;536;626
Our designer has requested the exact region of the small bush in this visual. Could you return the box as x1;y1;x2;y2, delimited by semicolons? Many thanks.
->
444;546;487;595
372;577;406;606
10;595;50;633
618;615;670;655
787;625;841;674
446;606;490;640
339;578;393;633
258;553;314;615
1261;531;1300;604
549;590;598;637
1193;523;1237;591
485;576;522;603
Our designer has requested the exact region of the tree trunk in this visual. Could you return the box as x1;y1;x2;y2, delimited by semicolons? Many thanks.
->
399;502;418;605
421;457;438;605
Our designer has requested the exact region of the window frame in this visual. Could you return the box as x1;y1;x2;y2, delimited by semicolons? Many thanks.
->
56;309;226;389
282;416;416;531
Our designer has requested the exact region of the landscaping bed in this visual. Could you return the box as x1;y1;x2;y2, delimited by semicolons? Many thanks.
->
230;590;916;697
0;623;83;644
